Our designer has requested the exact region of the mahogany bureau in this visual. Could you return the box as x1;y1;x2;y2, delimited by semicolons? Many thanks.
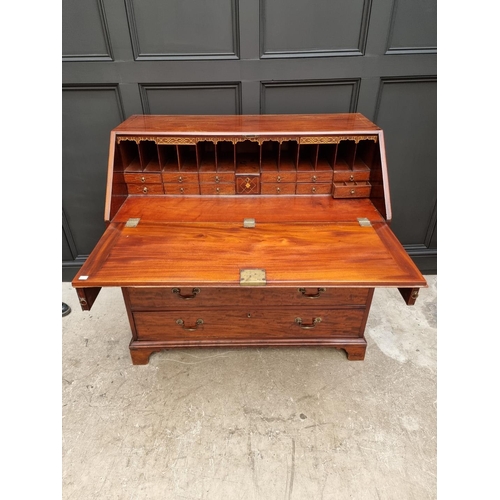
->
72;114;427;365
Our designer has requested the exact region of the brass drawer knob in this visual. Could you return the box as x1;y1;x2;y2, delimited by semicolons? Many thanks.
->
349;175;354;181
141;176;146;182
178;176;183;183
312;187;316;194
216;187;220;194
276;187;281;193
350;189;355;195
142;186;148;194
215;176;220;183
277;176;281;182
312;175;317;182
180;187;184;194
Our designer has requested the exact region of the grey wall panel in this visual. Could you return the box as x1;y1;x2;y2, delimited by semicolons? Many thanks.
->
374;77;437;246
386;0;437;53
126;0;239;60
62;0;112;61
261;80;359;114
261;0;371;57
62;229;73;262
62;86;124;256
140;84;242;114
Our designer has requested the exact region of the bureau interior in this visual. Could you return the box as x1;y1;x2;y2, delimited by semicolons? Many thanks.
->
108;135;388;222
114;137;382;179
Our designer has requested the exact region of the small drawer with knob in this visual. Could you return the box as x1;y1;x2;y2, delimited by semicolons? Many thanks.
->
124;173;162;184
296;171;333;183
161;172;199;184
296;183;332;195
127;183;165;195
333;181;371;198
333;170;371;182
199;183;235;195
260;183;296;195
198;172;235;184
163;184;200;195
261;171;297;183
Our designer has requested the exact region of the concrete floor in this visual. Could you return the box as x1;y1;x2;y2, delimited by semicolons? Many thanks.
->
62;276;437;500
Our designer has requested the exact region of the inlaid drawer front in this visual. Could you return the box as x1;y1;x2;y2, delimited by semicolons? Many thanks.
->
126;287;371;310
124;173;162;184
127;184;164;195
333;171;370;182
261;171;297;183
333;181;371;198
296;171;333;183
261;183;296;195
163;184;200;195
133;308;366;341
199;183;235;195
161;172;199;184
296;183;331;195
198;172;234;184
236;175;260;195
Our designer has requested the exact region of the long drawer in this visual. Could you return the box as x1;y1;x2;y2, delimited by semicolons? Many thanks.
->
125;287;371;310
133;308;366;341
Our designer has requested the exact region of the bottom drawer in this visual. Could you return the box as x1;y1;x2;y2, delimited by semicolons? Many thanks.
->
133;308;365;341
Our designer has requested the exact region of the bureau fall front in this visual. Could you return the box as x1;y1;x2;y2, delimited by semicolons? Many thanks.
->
72;114;426;365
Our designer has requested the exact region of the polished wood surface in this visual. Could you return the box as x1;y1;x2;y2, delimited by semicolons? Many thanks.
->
73;219;425;288
112;196;385;223
113;113;380;136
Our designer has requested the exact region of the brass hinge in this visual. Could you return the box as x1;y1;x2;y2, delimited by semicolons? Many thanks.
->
243;218;256;228
125;218;141;228
240;269;266;286
357;217;371;227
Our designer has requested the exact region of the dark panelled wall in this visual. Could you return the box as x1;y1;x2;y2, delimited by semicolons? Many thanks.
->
62;0;437;280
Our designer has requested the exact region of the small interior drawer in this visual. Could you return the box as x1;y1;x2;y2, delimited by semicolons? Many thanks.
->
296;183;332;195
198;172;235;183
333;181;371;198
296;171;333;183
124;173;162;184
161;172;199;184
199;183;236;195
127;184;165;195
163;184;200;195
261;171;297;183
333;170;371;182
260;183;296;195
